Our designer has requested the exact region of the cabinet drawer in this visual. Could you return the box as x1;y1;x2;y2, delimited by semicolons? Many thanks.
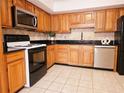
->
6;51;25;63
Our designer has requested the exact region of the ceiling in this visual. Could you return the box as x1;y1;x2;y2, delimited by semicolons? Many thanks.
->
28;0;124;14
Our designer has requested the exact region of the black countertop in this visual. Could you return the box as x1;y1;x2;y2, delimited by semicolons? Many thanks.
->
31;40;118;46
4;40;118;53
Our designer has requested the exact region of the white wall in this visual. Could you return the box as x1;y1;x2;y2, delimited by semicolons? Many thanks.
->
54;0;124;12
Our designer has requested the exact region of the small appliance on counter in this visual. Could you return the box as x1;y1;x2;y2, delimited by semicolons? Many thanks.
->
4;34;47;87
116;16;124;75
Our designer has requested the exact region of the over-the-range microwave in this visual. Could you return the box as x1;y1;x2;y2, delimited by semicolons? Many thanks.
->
12;6;37;30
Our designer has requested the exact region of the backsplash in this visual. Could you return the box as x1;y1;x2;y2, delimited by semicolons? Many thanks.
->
2;28;115;41
55;28;115;40
2;29;48;40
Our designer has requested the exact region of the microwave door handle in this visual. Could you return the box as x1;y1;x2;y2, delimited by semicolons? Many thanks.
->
33;17;37;27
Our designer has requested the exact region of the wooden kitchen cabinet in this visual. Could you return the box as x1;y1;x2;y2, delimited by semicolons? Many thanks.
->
47;45;55;68
26;1;34;13
34;7;44;32
69;13;81;25
95;9;118;32
44;12;51;32
69;45;79;65
55;45;69;64
1;0;13;28
51;14;70;33
5;51;26;93
105;9;118;32
51;15;61;32
60;14;70;33
0;11;9;93
13;0;26;9
83;12;95;24
119;8;124;17
95;10;106;32
79;46;94;67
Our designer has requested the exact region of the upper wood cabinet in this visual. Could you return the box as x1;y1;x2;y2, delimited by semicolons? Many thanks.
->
69;45;79;65
25;1;34;13
44;12;51;32
83;12;95;24
51;15;60;32
13;0;26;9
60;14;70;33
34;7;44;32
105;9;118;32
95;10;106;32
79;46;94;67
95;9;119;32
1;0;12;28
51;14;70;33
119;8;124;17
69;13;81;25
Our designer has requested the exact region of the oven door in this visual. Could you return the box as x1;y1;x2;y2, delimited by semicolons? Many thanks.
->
28;47;47;86
28;47;46;73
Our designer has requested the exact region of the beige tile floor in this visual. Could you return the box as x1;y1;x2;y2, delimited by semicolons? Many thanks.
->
19;65;124;93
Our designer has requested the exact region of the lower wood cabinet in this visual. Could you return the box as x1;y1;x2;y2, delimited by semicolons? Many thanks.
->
79;46;94;67
5;51;26;93
55;45;69;64
69;45;80;65
47;45;55;68
8;59;25;93
54;45;94;67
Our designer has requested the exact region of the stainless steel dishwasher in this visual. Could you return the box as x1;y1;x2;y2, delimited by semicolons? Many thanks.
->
94;46;116;70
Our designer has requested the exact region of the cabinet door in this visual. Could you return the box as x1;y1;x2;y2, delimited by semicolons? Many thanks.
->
83;12;95;24
55;45;69;64
47;46;55;68
8;59;25;93
79;46;94;67
95;10;106;32
1;0;12;28
105;9;118;32
119;8;124;17
26;1;34;13
35;7;44;32
69;45;79;65
69;13;81;25
1;0;8;27
51;15;60;32
13;0;26;9
44;13;51;32
60;14;70;33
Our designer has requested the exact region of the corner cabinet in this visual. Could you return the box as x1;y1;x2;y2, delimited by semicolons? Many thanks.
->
5;50;26;93
47;45;55;68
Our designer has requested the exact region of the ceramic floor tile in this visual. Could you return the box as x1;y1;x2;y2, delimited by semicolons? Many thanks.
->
33;80;52;89
66;78;79;86
48;82;64;92
77;87;93;93
61;84;78;93
54;77;68;84
18;65;124;93
45;90;60;93
18;88;30;93
79;80;93;88
28;88;45;93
